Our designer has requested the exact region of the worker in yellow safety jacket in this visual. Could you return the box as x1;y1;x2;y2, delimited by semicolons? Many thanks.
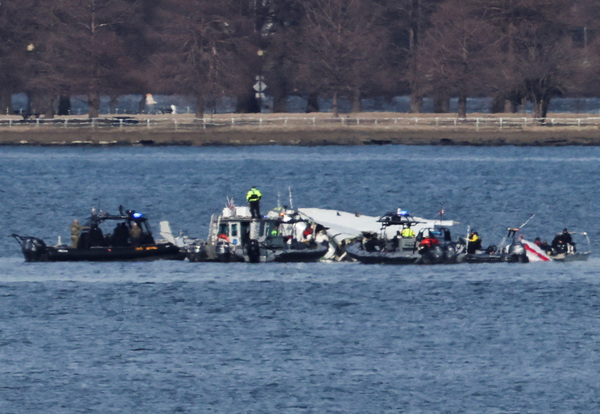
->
246;186;262;218
467;231;482;254
401;225;415;238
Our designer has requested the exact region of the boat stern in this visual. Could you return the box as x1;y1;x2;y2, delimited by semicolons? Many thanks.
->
12;234;49;262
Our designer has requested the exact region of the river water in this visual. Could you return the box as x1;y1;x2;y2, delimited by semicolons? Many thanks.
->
1;145;599;412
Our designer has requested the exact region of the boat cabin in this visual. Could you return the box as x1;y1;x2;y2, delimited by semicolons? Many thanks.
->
77;209;155;248
418;227;452;243
211;206;280;246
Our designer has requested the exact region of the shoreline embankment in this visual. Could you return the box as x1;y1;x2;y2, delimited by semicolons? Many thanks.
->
1;112;600;146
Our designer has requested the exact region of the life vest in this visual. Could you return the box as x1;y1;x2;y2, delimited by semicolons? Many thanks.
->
420;237;439;248
246;188;262;202
401;228;415;237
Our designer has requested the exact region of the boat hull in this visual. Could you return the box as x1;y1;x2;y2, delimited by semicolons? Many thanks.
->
186;241;329;263
463;253;528;263
243;241;330;263
16;236;185;262
345;250;420;264
345;242;459;265
551;252;590;262
268;242;330;263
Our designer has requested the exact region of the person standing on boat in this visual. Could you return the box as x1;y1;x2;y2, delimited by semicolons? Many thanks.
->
113;222;129;247
391;231;401;250
401;224;415;238
70;219;85;247
467;231;482;254
130;222;142;246
554;228;575;253
246;186;262;219
560;228;573;245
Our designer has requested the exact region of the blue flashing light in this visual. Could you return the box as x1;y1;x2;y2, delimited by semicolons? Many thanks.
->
398;210;409;216
132;212;143;219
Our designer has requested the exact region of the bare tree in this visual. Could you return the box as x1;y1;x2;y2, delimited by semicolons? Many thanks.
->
6;0;64;117
18;0;144;118
254;0;306;112
564;0;600;98
482;0;582;118
418;0;495;117
378;0;444;113
0;2;22;113
294;0;388;117
107;0;157;113
3;0;599;118
70;0;145;117
148;0;254;116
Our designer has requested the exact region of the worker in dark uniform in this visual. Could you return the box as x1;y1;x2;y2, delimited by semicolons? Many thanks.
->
553;228;575;253
246;186;262;219
560;228;573;245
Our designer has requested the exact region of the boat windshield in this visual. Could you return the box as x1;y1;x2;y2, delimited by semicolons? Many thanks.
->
218;223;239;238
258;221;277;237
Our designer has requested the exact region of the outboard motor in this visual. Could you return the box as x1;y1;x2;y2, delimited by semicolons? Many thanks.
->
245;239;261;263
444;243;458;263
507;241;529;263
215;240;232;262
186;244;208;262
22;237;47;262
420;244;445;264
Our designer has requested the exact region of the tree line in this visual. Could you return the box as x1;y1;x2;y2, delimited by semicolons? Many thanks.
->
0;0;598;119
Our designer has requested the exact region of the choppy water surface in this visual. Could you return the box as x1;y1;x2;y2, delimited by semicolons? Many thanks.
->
1;145;599;412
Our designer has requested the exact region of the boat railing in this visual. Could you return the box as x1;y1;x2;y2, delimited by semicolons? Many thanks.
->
570;231;592;254
208;214;218;244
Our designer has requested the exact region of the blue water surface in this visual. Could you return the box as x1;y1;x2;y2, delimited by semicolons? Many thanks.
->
0;145;599;413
